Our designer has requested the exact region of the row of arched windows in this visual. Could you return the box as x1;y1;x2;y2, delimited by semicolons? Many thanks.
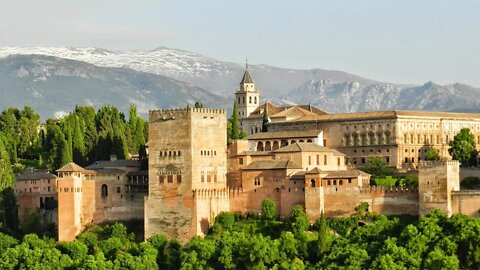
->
159;150;181;158
159;174;182;184
237;96;257;105
59;187;82;193
256;139;313;151
200;150;217;156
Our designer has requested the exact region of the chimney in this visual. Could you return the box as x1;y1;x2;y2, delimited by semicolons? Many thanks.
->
110;154;117;161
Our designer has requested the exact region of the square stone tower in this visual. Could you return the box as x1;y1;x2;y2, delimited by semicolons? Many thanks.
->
145;108;228;242
418;160;460;216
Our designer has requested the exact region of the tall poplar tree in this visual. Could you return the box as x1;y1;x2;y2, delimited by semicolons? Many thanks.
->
231;103;240;140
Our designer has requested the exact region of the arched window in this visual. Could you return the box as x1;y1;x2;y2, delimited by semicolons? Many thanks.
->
310;179;315;187
275;187;280;193
101;184;108;197
254;97;257;104
257;142;264;151
249;96;252;104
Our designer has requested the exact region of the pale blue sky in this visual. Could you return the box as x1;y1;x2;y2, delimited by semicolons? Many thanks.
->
1;0;479;86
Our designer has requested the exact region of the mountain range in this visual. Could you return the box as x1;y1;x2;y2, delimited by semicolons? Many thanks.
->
1;46;479;119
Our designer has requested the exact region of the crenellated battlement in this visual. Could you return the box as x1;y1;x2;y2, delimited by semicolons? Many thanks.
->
418;160;460;169
358;185;418;194
149;108;226;120
193;188;230;199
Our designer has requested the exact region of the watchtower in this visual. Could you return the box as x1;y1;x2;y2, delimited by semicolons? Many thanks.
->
145;108;228;242
418;160;460;216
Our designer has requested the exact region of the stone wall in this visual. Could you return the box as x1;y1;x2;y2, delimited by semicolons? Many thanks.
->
145;108;227;243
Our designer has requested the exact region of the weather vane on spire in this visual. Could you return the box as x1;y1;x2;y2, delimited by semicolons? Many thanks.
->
245;58;248;69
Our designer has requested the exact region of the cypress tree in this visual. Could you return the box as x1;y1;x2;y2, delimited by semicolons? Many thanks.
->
231;103;240;140
316;211;329;257
72;116;86;165
262;104;269;132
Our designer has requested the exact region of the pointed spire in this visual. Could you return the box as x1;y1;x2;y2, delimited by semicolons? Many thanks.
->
240;68;254;84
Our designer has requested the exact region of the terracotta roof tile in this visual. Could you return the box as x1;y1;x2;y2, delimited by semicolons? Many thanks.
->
243;160;302;170
274;143;346;155
248;130;322;140
57;163;86;172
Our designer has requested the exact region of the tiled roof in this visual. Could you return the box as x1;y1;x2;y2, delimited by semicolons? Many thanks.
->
237;151;273;156
240;69;254;84
322;170;370;179
91;168;125;174
246;103;328;120
248;130;322;140
274;143;346;155
243;160;302;170
270;106;318;118
16;169;56;181
292;168;370;179
57;163;86;172
85;160;140;170
247;102;284;119
291;110;480;123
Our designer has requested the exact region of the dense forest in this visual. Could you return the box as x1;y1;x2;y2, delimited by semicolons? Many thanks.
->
0;200;480;269
0;105;148;188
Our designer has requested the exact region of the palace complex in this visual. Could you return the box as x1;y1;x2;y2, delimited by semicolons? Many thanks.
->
14;67;480;242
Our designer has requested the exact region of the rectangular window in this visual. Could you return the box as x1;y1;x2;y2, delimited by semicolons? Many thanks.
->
308;156;311;165
239;158;244;165
201;174;204;182
159;175;165;184
316;155;319;165
337;157;341;166
386;157;390;163
117;187;121;193
207;174;211;182
361;157;365;164
167;175;173;183
348;179;352;184
214;174;217;182
177;175;182;183
324;155;327;165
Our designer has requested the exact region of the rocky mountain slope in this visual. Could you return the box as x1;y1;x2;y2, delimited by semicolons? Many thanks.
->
0;54;228;119
0;47;379;98
1;46;480;116
280;80;480;113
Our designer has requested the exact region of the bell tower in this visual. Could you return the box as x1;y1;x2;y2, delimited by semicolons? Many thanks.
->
235;61;260;118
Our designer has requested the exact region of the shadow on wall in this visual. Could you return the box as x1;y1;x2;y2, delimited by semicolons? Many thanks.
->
200;218;210;234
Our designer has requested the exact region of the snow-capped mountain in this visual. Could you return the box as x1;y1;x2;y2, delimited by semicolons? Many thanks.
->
1;46;480;116
0;54;228;119
0;46;379;98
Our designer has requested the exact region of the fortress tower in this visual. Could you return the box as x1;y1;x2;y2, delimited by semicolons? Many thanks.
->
144;108;228;242
235;64;260;119
418;160;460;216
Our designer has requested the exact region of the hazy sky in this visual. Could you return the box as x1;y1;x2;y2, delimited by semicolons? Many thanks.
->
1;0;479;86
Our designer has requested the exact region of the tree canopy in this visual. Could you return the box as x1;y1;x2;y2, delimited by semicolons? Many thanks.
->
449;128;477;166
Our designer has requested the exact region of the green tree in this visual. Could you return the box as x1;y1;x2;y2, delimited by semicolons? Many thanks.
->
72;116;86;165
194;102;204;108
316;212;330;257
290;205;309;236
0;137;14;191
363;156;392;178
261;105;269;132
1;187;19;232
449;128;477;166
231;103;240;140
261;199;277;221
425;148;440;161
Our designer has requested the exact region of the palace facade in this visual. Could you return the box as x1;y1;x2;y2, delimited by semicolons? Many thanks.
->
13;67;480;243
